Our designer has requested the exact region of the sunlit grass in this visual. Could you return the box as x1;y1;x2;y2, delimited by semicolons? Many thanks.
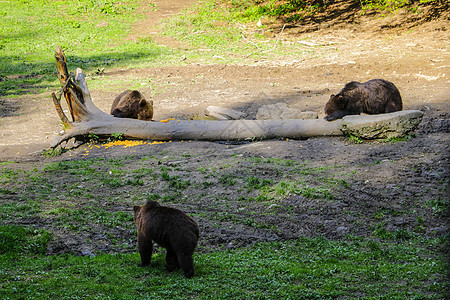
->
0;149;448;298
0;0;178;95
160;0;309;64
0;0;314;96
0;229;446;299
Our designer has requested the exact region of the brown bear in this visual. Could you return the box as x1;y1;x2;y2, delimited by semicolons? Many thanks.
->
133;201;199;278
110;90;153;121
324;79;402;121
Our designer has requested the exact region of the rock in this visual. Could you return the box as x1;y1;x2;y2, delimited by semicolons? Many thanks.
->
340;110;424;139
256;102;318;120
205;106;245;120
336;226;349;236
267;204;280;210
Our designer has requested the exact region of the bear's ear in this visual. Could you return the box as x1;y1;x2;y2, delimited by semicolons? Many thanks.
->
146;201;160;207
335;95;345;103
130;90;142;98
133;205;141;213
139;99;147;107
335;95;346;108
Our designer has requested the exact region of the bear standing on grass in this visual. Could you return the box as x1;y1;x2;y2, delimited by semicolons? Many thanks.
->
324;79;402;121
133;201;200;278
110;90;153;121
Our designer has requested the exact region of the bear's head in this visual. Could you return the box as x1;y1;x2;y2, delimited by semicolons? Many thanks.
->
324;94;347;117
136;98;154;121
133;201;161;225
111;90;154;121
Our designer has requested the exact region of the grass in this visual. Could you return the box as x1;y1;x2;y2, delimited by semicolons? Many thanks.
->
0;149;448;298
0;230;447;299
1;0;448;298
160;0;310;64
1;0;311;96
360;0;413;12
226;0;330;22
0;0;178;96
1;0;440;96
225;0;439;23
0;225;51;255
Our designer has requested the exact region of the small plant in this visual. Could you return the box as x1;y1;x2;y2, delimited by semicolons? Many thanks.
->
202;181;214;188
88;133;100;143
383;134;413;143
161;171;171;181
302;186;334;200
425;197;449;215
0;188;15;195
394;228;414;240
168;175;191;190
161;172;191;190
245;176;272;191
346;134;363;144
145;193;161;201
102;176;124;188
273;180;299;197
219;174;237;186
42;147;67;157
126;176;144;186
110;132;124;141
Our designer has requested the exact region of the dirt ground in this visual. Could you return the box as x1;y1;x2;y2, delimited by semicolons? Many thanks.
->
0;0;448;255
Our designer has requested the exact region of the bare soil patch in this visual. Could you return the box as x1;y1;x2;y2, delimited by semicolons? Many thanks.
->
0;0;448;255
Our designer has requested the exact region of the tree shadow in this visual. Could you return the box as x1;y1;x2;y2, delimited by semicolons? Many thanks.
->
0;48;165;98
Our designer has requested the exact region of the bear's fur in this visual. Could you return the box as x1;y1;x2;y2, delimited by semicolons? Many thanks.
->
110;90;153;121
133;201;199;278
324;79;402;121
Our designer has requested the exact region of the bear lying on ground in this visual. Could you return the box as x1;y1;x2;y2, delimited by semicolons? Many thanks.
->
133;201;199;278
110;90;153;121
324;79;402;121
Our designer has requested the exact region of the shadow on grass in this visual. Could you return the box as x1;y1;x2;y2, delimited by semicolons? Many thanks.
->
0;48;166;97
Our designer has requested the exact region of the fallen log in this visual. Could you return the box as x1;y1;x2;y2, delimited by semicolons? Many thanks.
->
50;47;422;148
51;117;344;147
50;46;343;147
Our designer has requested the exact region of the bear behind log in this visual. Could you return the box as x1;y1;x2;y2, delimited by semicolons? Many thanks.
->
324;79;402;121
110;90;153;121
133;201;199;278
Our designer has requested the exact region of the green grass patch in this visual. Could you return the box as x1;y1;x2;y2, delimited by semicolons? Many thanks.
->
245;176;273;191
361;0;411;12
0;237;446;299
0;225;51;255
0;0;177;95
1;0;441;96
0;168;21;183
161;0;309;63
50;206;133;232
0;152;447;297
257;179;335;201
44;160;97;175
226;0;329;22
425;197;449;215
161;172;191;190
